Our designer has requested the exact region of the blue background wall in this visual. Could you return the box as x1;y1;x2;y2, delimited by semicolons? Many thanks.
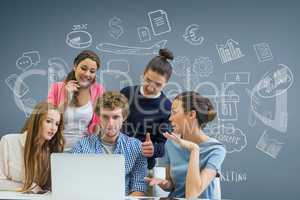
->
1;0;299;199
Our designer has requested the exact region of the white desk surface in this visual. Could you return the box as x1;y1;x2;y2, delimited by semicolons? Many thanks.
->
0;191;51;199
0;191;210;200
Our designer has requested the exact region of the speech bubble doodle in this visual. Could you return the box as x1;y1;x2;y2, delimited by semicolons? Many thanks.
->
16;56;32;71
206;123;247;153
23;51;40;65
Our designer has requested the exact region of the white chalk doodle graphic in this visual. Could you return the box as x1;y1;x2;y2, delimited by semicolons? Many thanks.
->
48;57;70;85
108;16;124;39
216;39;244;64
66;30;92;49
256;130;284;159
5;74;30;98
16;51;40;71
220;169;247;183
225;72;250;84
253;42;273;62
20;97;37;117
100;70;133;91
248;106;257;127
250;72;290;132
171;56;191;76
137;26;151;42
194;81;220;100
163;81;184;100
205;123;247;153
192;57;213;77
148;10;171;36
256;64;293;98
216;90;240;122
12;69;47;117
107;59;130;74
251;90;288;133
183;24;204;46
72;24;88;31
96;40;167;55
246;88;258;127
248;64;293;133
171;56;213;90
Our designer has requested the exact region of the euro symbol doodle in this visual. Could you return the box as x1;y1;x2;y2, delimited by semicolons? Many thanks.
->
183;24;204;46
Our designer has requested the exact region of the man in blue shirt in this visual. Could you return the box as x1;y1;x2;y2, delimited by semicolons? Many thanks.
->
71;91;147;196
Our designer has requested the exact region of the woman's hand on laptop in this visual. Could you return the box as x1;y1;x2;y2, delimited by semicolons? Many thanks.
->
144;177;173;191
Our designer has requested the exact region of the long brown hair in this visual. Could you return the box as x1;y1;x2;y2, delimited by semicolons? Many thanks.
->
21;101;64;192
64;50;101;106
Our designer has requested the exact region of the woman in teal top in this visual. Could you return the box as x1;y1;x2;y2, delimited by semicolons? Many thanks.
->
145;91;226;199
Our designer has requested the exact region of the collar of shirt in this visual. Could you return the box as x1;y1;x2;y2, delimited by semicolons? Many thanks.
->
94;133;127;154
139;86;161;99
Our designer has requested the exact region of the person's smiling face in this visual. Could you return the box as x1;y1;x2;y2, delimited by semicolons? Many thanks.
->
74;58;97;88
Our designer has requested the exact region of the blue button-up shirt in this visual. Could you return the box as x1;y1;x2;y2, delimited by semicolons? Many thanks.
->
71;133;147;195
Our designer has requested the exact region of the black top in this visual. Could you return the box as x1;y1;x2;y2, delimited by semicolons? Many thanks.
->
120;85;172;169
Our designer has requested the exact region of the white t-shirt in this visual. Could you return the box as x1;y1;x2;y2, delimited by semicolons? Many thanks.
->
0;133;25;190
64;101;93;151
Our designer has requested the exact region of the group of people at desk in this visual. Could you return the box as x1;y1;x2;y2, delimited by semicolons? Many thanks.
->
0;49;226;199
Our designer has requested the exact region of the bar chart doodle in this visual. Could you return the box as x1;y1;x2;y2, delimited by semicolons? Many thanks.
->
216;39;244;64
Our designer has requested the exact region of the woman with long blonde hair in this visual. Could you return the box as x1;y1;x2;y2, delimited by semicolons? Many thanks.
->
0;101;64;193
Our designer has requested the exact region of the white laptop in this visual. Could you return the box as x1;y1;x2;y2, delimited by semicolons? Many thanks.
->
51;153;125;200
